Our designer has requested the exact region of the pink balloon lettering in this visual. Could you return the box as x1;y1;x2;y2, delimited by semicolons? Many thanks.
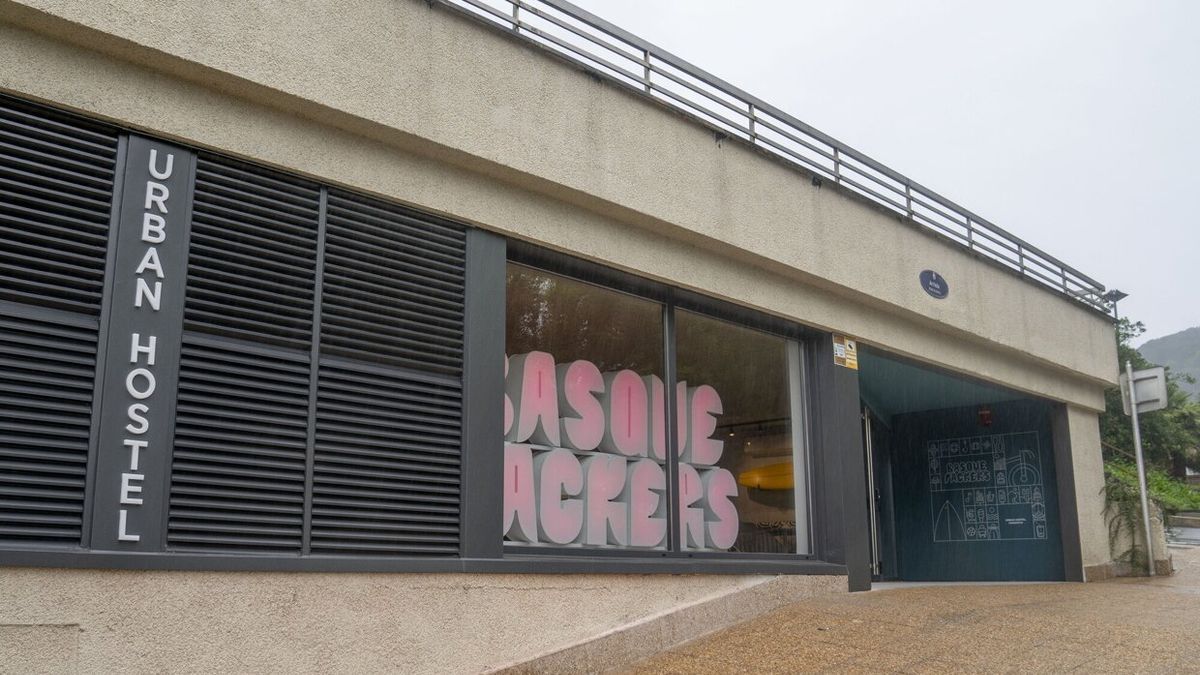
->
684;384;723;466
644;375;667;461
598;370;650;457
502;352;739;551
535;448;584;544
677;462;706;549
506;352;561;446
701;467;738;549
504;355;514;437
503;443;537;543
627;459;667;547
556;360;604;451
583;454;629;546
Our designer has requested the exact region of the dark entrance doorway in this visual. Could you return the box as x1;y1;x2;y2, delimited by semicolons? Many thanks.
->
859;348;1066;582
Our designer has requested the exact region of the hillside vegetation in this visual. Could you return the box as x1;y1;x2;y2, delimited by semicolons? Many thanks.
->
1140;326;1200;400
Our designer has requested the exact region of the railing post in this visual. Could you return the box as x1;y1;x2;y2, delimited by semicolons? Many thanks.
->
642;49;651;93
833;148;841;183
1061;268;1069;293
966;218;974;250
1018;244;1027;274
748;104;756;142
511;0;519;31
905;183;912;219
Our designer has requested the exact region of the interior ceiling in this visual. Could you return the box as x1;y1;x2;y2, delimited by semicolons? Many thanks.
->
858;347;1027;423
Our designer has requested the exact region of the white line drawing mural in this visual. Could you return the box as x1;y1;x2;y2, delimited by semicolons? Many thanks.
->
927;431;1047;543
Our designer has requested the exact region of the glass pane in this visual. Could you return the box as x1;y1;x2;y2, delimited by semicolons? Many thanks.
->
675;309;803;554
503;264;667;550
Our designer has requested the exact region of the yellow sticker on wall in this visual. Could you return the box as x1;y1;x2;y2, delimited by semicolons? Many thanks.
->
833;334;858;370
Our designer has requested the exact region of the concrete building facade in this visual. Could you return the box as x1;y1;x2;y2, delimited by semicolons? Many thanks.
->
0;0;1118;671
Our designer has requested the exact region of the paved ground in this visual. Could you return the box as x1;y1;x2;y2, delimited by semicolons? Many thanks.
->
622;547;1200;674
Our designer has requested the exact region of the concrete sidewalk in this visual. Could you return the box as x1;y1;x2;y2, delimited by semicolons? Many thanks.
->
622;548;1200;673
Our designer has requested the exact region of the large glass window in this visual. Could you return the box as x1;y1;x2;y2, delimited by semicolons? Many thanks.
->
504;264;668;550
675;310;808;554
503;261;809;556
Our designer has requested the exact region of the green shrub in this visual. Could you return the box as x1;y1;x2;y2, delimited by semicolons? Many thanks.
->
1104;460;1200;512
1103;460;1200;572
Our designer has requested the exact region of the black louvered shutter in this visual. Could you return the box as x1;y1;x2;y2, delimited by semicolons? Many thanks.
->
312;191;464;555
167;154;320;552
0;96;118;545
1;94;473;561
167;162;466;557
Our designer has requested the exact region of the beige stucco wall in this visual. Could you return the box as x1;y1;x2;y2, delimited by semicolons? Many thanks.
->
0;568;842;673
1105;503;1172;577
1064;406;1111;571
0;0;1116;409
0;1;1118;669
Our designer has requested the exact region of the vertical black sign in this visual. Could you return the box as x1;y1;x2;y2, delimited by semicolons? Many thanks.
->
89;136;194;551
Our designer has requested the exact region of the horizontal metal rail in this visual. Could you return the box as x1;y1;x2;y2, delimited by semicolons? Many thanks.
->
434;0;1112;314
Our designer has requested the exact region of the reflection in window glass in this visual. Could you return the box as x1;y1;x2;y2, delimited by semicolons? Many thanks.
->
503;264;667;550
675;310;806;554
507;264;661;373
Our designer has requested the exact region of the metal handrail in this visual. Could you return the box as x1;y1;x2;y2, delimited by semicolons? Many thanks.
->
435;0;1112;314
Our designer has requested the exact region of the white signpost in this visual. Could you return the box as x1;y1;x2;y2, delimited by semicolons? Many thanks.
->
1119;363;1169;576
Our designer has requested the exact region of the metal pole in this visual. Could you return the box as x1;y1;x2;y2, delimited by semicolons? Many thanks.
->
1126;359;1156;576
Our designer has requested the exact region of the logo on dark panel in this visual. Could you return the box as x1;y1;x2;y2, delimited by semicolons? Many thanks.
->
920;270;949;299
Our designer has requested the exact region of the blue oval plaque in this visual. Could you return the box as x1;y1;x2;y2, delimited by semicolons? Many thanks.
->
920;270;949;299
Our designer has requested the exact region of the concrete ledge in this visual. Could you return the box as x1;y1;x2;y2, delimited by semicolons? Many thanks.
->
1;567;838;672
1084;563;1116;582
493;574;846;674
1090;558;1174;580
1167;513;1200;529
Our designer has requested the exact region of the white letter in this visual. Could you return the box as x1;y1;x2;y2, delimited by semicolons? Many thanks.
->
598;370;649;457
118;509;140;542
120;472;144;505
126;403;149;435
148;148;174;180
134;278;161;311
627;459;667;548
123;439;148;471
678;462;705;549
702;468;739;550
582;454;628;546
506;352;561;446
645;375;668;461
535;448;584;545
125;368;156;400
141;213;166;243
557;360;604;451
130;333;157;366
683;385;724;466
144;181;169;213
135;247;164;279
504;355;514;437
676;380;690;456
503;443;538;543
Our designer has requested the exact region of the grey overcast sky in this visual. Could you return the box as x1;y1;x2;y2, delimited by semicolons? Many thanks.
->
571;0;1198;343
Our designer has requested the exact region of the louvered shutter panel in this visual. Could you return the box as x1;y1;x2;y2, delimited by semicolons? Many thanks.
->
167;154;319;552
0;96;118;545
312;191;464;555
1;94;475;561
